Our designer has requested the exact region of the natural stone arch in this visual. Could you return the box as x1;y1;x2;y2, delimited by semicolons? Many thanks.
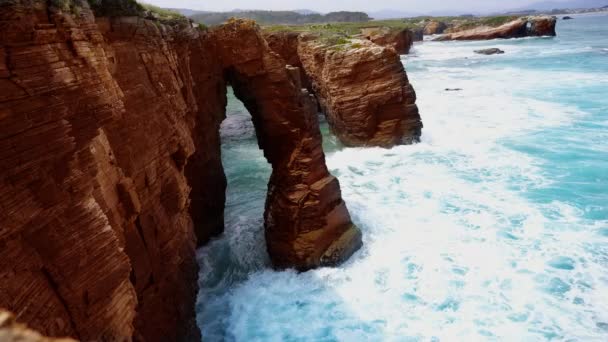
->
211;20;362;270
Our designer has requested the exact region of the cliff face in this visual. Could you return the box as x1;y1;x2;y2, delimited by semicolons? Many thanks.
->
423;21;448;35
435;16;557;41
1;2;360;341
298;37;422;147
212;20;362;270
361;27;415;55
1;2;140;340
264;31;423;148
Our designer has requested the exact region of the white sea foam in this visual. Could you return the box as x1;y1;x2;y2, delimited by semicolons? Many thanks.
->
197;20;608;341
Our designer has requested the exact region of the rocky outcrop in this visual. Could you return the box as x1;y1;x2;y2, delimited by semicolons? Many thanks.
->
411;27;424;41
435;16;556;41
474;48;505;55
1;1;360;341
298;36;422;147
423;21;448;35
212;20;362;270
361;27;415;55
0;310;75;342
263;31;311;90
264;31;423;148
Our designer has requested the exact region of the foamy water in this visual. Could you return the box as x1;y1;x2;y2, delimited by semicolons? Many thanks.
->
197;14;608;341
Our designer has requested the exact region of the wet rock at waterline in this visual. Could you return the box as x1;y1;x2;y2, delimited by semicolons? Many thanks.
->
475;48;505;55
435;16;557;41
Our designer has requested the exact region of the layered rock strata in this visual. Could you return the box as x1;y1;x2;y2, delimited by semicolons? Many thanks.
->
212;20;362;270
435;16;557;41
264;31;423;147
1;1;360;341
423;21;448;35
298;37;422;147
361;27;415;55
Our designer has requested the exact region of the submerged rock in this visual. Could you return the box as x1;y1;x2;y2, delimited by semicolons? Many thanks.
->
563;16;574;20
435;16;557;41
474;48;505;55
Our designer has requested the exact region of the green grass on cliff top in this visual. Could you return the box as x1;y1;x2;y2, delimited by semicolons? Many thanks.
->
263;19;418;35
50;0;186;22
262;15;523;37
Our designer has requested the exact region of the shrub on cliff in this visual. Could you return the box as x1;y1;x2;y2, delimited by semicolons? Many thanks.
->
87;0;145;17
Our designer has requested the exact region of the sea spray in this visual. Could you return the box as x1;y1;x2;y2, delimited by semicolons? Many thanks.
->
197;14;608;341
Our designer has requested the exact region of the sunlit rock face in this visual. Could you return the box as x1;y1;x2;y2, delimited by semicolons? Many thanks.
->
264;31;423;148
298;37;422;147
361;27;415;55
435;16;557;41
0;310;75;342
0;1;360;340
423;20;448;35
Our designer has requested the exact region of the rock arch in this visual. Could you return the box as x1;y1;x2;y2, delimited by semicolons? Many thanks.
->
0;3;360;341
209;20;362;269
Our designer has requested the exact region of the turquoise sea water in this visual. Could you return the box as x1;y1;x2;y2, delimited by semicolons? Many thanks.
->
197;13;608;341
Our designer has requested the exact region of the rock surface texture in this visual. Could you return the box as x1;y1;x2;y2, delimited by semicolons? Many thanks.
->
0;1;360;341
0;310;75;342
423;21;448;35
298;37;422;147
361;27;415;55
474;48;505;55
435;16;557;41
264;31;423;148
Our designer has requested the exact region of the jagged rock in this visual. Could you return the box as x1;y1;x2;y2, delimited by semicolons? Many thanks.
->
361;27;415;54
435;16;557;41
423;21;448;35
0;2;360;341
0;310;75;342
298;37;422;147
411;27;424;41
212;19;362;271
263;31;312;89
263;31;423;148
474;48;505;55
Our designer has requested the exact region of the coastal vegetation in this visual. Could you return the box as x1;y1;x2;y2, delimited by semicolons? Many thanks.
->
190;10;371;26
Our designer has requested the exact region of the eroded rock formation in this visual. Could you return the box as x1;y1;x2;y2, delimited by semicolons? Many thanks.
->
264;31;423;147
361;27;415;55
0;1;360;341
423;21;448;35
435;16;557;41
212;20;362;270
298;37;422;147
0;310;75;342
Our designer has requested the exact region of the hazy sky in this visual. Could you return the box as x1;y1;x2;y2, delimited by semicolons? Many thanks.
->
141;0;567;13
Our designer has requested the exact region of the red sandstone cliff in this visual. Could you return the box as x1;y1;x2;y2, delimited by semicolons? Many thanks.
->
1;1;361;341
298;36;422;147
361;27;415;55
423;21;448;35
435;16;557;41
264;32;422;148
